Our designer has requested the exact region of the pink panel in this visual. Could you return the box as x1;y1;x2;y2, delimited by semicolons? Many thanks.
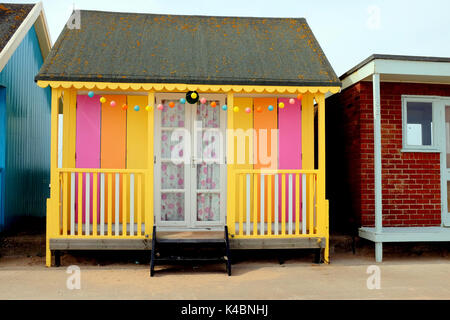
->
278;98;302;222
75;95;101;225
76;95;101;168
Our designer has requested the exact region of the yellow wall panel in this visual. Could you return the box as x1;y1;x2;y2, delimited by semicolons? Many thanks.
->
126;96;148;227
126;96;148;169
232;97;253;169
232;97;253;223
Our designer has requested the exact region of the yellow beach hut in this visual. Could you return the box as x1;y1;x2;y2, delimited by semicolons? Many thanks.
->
35;10;341;270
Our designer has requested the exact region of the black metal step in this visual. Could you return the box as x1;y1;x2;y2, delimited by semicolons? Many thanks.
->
154;257;227;263
150;226;232;277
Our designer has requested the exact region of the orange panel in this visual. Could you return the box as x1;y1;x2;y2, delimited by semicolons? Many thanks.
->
253;98;278;223
101;95;127;223
101;95;127;168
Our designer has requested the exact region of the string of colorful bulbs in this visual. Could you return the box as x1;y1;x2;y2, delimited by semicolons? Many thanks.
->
88;91;303;114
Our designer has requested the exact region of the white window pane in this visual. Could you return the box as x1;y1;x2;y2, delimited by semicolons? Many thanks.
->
407;124;422;145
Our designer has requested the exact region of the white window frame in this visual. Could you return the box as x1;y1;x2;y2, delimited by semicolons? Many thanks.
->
440;98;450;227
401;95;441;152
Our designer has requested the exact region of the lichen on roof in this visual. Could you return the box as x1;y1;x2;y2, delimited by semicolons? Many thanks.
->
0;3;34;53
36;10;341;87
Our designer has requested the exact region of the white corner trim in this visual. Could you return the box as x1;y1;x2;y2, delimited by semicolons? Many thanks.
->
375;59;450;78
34;3;52;58
340;58;450;93
340;61;375;91
0;2;44;72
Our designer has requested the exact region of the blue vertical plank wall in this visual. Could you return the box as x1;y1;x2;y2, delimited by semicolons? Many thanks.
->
0;26;51;231
0;86;5;229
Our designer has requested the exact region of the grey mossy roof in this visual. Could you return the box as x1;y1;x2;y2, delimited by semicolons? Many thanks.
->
36;10;340;87
0;3;34;53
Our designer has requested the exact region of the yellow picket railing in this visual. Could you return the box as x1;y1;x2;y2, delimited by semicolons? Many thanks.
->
50;168;153;239
229;169;324;238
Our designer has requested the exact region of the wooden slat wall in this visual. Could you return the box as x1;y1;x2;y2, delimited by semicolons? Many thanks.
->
278;98;302;223
253;98;278;224
75;95;101;225
101;95;127;223
126;95;148;231
101;95;127;168
127;96;148;169
232;97;253;223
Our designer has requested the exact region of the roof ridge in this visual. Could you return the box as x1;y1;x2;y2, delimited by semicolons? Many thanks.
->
74;9;307;21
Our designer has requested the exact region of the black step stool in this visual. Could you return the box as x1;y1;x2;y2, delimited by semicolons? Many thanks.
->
150;226;231;276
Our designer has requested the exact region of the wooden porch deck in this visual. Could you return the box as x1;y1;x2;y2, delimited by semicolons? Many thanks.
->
49;236;326;250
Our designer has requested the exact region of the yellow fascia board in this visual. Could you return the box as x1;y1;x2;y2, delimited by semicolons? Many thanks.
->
37;80;341;95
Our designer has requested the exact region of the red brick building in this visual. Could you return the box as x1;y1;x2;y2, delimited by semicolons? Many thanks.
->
326;55;450;261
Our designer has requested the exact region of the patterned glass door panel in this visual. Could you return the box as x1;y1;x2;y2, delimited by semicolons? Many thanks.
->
192;97;226;226
156;98;190;225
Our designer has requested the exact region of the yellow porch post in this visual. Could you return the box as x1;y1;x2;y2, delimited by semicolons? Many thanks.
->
301;93;315;170
302;93;315;237
61;89;76;237
316;93;329;263
62;89;76;168
46;88;61;267
226;92;235;236
145;92;155;237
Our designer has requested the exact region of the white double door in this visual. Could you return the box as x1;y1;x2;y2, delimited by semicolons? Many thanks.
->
155;94;227;229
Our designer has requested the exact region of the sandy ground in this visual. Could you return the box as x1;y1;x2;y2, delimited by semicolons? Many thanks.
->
0;250;449;300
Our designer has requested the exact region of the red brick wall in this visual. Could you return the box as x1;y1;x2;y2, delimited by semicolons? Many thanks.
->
327;81;450;229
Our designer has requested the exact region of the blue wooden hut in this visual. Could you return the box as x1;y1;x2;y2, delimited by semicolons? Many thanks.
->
0;2;51;232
